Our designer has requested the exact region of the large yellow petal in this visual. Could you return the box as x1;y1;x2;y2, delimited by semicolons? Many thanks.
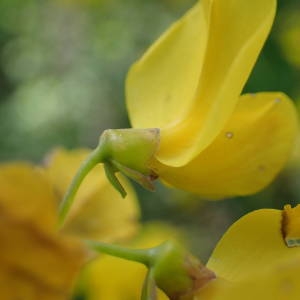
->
126;1;209;129
206;209;300;282
0;163;57;230
153;92;298;198
44;148;140;242
126;0;276;167
189;207;300;299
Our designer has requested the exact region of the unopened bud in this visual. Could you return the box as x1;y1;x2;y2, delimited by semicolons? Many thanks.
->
149;240;215;300
99;128;160;194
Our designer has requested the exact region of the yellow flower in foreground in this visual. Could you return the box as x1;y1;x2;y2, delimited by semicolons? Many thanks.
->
194;205;300;299
0;148;139;299
82;223;182;300
126;0;299;197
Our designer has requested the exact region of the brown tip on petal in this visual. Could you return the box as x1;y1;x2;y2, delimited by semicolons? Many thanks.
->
282;204;300;247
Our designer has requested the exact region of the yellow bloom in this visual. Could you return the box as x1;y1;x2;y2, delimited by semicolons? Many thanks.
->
0;148;139;299
193;205;300;299
126;0;299;197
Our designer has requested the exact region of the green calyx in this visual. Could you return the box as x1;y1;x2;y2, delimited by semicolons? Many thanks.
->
58;128;160;227
100;128;160;194
149;240;215;300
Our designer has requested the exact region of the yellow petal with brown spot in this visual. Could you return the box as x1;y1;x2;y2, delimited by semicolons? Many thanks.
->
207;209;300;282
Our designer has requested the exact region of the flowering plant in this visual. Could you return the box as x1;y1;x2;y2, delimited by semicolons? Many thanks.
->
0;0;299;299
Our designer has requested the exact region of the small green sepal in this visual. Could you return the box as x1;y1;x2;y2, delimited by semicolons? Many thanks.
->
99;128;160;193
103;162;127;198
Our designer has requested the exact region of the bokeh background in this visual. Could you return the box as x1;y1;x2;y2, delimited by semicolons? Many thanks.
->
0;0;299;264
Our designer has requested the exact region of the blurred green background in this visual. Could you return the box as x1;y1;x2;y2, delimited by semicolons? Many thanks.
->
0;0;299;262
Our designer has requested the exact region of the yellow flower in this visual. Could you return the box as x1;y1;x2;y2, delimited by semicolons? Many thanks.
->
0;148;139;299
126;0;299;197
192;205;300;299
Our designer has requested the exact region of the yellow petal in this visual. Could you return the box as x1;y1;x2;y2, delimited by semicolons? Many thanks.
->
126;1;209;129
44;148;140;242
0;164;85;298
153;92;298;197
206;209;300;282
126;0;276;167
192;257;300;300
0;204;85;300
84;223;179;300
0;163;57;230
219;257;300;300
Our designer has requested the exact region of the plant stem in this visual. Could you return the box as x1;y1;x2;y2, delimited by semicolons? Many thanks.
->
141;269;157;300
85;240;152;266
58;145;105;228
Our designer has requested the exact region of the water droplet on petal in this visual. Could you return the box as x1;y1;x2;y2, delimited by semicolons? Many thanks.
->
225;132;234;139
274;98;281;103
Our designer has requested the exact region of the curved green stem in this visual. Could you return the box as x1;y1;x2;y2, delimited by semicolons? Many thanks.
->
57;128;159;229
85;240;152;266
58;145;105;228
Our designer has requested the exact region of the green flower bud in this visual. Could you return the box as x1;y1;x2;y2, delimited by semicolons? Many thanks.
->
149;240;215;300
99;128;160;194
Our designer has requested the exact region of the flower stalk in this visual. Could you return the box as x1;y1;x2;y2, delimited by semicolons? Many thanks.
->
58;128;160;227
58;145;106;227
85;240;152;265
86;239;215;300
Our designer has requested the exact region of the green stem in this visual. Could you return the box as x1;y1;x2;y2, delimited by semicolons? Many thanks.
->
85;240;152;266
141;269;157;300
58;145;105;228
